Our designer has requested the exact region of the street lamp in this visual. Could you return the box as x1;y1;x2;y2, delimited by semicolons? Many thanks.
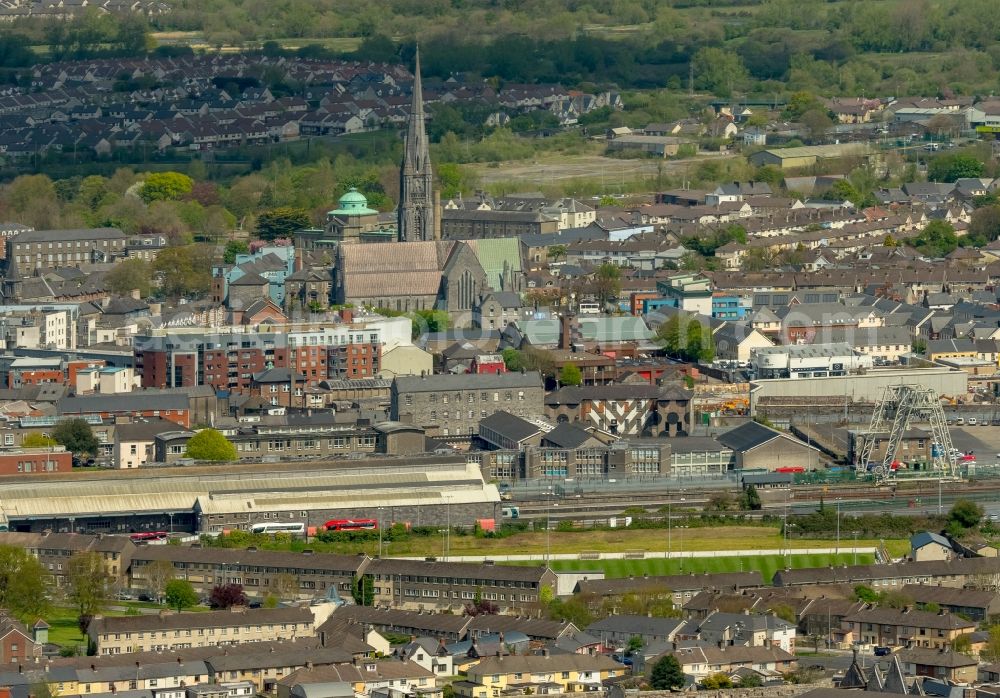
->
546;500;558;564
377;507;383;558
836;499;841;555
678;497;686;571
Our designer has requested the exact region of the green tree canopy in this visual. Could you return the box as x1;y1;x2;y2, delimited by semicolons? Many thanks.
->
256;206;311;240
53;418;98;456
185;429;237;462
139;172;194;203
909;220;958;258
152;244;214;298
949;499;984;529
591;263;621;304
501;347;525;372
165;579;199;612
66;551;108;619
928;153;985;182
0;544;51;622
104;258;153;298
223;240;249;264
650;655;685;690
558;363;583;386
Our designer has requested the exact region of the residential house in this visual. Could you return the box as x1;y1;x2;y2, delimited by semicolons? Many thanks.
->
87;607;318;655
457;653;625;698
839;605;976;650
654;645;797;683
899;648;977;683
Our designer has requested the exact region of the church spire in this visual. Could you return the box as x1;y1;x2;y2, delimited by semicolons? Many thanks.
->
397;46;435;242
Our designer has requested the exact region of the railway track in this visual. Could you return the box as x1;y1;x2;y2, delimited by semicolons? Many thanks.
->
505;477;1000;523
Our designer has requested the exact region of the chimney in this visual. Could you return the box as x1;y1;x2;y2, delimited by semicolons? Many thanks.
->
560;314;572;351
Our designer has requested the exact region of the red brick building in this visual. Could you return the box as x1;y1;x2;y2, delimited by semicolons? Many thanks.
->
0;615;40;664
0;448;73;475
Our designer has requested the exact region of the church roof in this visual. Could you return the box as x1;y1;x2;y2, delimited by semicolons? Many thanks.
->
329;187;379;217
339;240;453;298
466;238;524;291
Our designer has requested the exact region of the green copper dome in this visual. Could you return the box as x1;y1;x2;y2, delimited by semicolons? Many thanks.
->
328;187;378;216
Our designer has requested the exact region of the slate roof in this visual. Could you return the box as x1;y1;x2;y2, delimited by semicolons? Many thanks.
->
587;615;685;637
479;410;542;444
90;607;312;635
910;531;952;551
540;423;594;449
12;227;125;243
393;371;542;393
899;648;977;668
716;421;783;452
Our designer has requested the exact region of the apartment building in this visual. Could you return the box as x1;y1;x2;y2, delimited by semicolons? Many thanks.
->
391;371;544;437
130;546;366;601
135;318;409;391
6;227;126;271
839;605;976;650
361;558;557;613
458;653;624;698
0;305;77;350
87;607;316;655
0;531;134;587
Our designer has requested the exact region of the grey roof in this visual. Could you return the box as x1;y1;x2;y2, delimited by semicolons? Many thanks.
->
90;607;313;635
540;423;594;449
575;572;762;595
587;615;685;637
467;614;576;640
115;417;184;442
479;410;541;444
393;371;542;393
12;227;125;243
910;531;952;551
899;648;977;668
716;421;783;452
545;384;691;405
59;392;188;414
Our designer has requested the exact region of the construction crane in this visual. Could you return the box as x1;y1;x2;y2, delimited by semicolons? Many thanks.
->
856;384;957;485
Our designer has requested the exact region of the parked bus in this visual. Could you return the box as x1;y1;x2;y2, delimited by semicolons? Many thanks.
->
323;518;378;532
250;522;306;535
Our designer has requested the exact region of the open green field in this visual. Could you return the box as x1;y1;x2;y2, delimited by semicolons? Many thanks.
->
220;525;908;560
46;602;211;649
510;552;876;581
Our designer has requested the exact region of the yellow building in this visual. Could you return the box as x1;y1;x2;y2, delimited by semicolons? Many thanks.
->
459;653;624;698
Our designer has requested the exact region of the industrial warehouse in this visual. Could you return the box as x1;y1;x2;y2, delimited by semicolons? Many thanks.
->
0;454;500;534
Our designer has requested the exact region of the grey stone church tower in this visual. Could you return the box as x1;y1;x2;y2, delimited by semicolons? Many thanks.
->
397;48;437;242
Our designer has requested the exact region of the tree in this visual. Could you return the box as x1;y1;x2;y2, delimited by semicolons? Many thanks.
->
223;240;249;264
949;499;984;529
501;347;525;372
256;206;311;240
800;108;833;143
139;172;194;203
701;673;733;689
104;258;153;298
352;575;374;606
185;429;237;462
209;583;248;609
952;634;972;653
66;552;109;620
970;205;1000;244
273;572;299;601
52;418;98;456
145;559;175;602
650;655;685;690
626;635;644;653
548;245;567;263
0;544;51;622
152;245;214;298
691;47;748;96
741;484;762;511
558;363;583;386
165;579;198;612
928;153;984;182
464;598;500;616
880;590;913;609
591;263;621;304
910;220;958;258
22;433;57;448
854;584;879;603
739;673;763;688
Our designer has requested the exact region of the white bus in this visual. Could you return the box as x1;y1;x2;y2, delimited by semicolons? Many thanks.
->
250;522;305;535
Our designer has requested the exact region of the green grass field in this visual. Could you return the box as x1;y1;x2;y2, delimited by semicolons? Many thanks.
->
510;552;875;581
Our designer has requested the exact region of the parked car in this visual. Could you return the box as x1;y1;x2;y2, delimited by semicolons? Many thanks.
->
874;646;892;656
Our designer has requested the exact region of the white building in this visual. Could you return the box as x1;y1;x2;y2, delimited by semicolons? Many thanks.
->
751;342;873;379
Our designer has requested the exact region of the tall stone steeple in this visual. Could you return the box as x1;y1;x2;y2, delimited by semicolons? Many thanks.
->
397;46;436;242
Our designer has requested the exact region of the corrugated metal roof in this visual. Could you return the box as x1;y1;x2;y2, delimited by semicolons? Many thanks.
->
0;462;498;518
